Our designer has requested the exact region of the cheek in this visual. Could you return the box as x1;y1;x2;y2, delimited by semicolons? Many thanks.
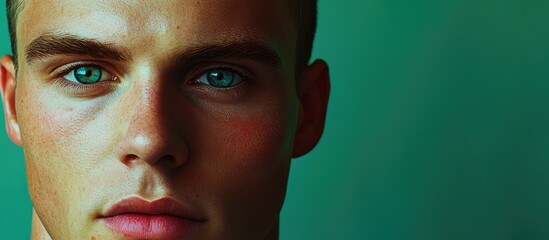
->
196;100;298;231
16;86;78;237
22;97;101;174
210;109;295;172
226;116;282;162
17;84;106;231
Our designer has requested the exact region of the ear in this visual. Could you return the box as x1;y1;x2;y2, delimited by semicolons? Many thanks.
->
0;55;22;146
292;59;330;157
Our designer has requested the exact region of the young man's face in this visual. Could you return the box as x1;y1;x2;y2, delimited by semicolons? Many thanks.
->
0;0;329;239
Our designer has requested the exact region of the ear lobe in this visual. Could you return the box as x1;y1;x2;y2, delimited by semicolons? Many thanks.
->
292;59;330;158
0;55;22;146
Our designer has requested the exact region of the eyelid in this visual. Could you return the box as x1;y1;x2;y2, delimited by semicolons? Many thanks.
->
49;62;120;97
50;61;256;85
50;61;120;80
196;68;243;88
186;62;256;85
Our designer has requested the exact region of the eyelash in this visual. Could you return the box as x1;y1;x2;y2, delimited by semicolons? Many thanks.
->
187;63;254;88
51;62;255;94
52;62;109;79
49;62;116;95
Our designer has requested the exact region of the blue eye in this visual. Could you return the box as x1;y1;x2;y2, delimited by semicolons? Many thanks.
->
63;66;112;84
197;69;242;88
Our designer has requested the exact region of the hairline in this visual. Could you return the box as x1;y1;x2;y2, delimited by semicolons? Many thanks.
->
7;0;317;79
6;0;23;69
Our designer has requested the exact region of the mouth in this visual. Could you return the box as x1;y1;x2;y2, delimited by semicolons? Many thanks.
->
100;197;206;239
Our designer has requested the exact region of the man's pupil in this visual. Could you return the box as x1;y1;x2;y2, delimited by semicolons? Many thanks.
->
212;71;224;80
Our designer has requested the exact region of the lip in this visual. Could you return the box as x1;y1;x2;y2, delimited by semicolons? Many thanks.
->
101;197;205;239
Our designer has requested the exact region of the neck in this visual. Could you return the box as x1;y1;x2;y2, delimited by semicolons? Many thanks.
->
31;209;52;240
264;221;280;240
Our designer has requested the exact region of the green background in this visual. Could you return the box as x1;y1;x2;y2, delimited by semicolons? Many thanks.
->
2;0;549;239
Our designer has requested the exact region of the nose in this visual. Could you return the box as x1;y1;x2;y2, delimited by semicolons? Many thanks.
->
115;76;189;169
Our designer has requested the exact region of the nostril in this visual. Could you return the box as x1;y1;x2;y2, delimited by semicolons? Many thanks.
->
122;154;139;165
159;154;184;167
122;153;183;168
159;154;174;161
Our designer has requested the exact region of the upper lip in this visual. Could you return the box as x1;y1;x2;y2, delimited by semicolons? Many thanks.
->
102;197;205;221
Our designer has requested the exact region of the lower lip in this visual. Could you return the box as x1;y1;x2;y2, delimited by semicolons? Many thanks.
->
103;214;199;239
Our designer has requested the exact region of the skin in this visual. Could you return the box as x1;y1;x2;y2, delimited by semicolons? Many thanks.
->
0;0;330;239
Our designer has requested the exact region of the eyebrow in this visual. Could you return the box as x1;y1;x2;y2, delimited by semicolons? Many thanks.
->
25;34;132;63
169;41;281;67
25;33;281;67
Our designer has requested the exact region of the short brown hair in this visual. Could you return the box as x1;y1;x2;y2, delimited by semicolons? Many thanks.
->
5;0;23;65
5;0;318;76
290;0;318;77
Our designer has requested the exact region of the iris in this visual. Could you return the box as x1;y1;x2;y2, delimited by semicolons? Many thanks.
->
74;66;102;84
206;69;236;88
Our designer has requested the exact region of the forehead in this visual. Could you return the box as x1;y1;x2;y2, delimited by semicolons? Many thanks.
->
16;0;295;64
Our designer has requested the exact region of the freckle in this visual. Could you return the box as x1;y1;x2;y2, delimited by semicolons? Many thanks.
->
177;25;180;29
